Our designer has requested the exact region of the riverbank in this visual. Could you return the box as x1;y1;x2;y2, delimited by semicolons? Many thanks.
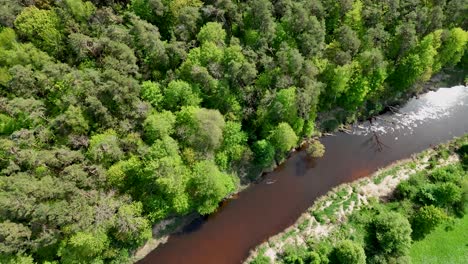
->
138;85;468;264
135;83;466;261
410;211;468;263
245;134;467;263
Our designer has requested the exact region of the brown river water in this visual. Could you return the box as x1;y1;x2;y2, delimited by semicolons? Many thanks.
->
139;86;468;264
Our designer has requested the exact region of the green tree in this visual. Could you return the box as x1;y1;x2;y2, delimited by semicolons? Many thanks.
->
140;81;163;109
130;0;165;24
0;254;34;264
58;231;109;264
411;205;447;240
0;221;31;254
435;28;468;71
63;0;95;23
113;202;152;247
269;122;298;153
54;105;89;136
163;80;201;111
197;22;226;46
243;0;276;48
144;111;176;143
330;240;366;264
176;107;225;156
87;130;123;166
14;6;63;55
216;121;248;169
306;139;325;158
253;139;276;169
269;87;298;126
189;160;235;215
368;211;412;258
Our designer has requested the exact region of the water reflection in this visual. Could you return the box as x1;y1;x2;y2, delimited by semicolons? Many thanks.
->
354;86;468;136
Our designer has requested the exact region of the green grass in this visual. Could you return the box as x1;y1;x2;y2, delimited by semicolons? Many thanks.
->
374;167;399;184
410;214;468;264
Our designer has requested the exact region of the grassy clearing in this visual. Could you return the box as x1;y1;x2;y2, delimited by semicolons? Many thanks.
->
410;213;468;264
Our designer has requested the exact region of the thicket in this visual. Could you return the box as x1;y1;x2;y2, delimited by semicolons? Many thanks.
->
0;0;467;263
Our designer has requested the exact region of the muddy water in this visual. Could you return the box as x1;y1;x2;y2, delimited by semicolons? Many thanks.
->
139;86;468;264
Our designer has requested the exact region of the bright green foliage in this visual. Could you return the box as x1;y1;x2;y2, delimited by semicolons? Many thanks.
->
197;22;226;46
344;0;363;33
280;244;323;264
306;139;325;158
189;160;235;215
390;32;441;92
281;245;309;264
410;212;468;264
14;6;63;55
54;105;89;135
250;254;270;264
370;211;412;258
216;121;248;169
0;27;53;70
58;231;109;264
411;205;448;240
176;107;225;156
87;130;123;166
0;254;34;264
330;240;366;264
168;0;203;17
253;139;276;169
0;0;466;262
271;87;298;126
163;80;201;111
144;111;176;143
416;182;463;208
435;28;468;71
269;122;298;153
64;0;95;22
140;81;163;109
113;202;152;246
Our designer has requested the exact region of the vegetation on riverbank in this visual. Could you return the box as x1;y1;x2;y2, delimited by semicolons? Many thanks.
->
410;212;467;264
247;135;468;264
0;0;467;263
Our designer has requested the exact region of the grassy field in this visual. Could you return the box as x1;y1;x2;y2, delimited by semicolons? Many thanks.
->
410;213;468;264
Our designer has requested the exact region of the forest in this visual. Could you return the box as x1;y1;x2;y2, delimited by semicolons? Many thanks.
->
0;0;467;263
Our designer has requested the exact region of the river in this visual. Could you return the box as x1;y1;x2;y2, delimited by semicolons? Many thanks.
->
139;85;468;264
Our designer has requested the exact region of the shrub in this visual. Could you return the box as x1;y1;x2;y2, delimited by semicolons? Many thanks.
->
306;139;325;158
330;240;366;264
367;211;412;259
411;205;448;240
250;254;270;264
281;245;309;264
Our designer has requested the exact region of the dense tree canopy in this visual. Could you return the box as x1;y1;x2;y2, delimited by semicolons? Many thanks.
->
0;0;466;262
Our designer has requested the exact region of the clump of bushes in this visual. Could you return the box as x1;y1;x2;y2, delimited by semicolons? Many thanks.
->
306;139;325;158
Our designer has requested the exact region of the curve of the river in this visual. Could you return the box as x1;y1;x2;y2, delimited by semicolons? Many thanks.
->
140;86;468;264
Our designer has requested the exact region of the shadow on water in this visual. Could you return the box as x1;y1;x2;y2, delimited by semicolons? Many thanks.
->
294;153;315;177
139;86;468;264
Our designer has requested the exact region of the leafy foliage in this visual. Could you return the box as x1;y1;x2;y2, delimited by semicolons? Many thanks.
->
330;240;366;264
0;0;466;262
